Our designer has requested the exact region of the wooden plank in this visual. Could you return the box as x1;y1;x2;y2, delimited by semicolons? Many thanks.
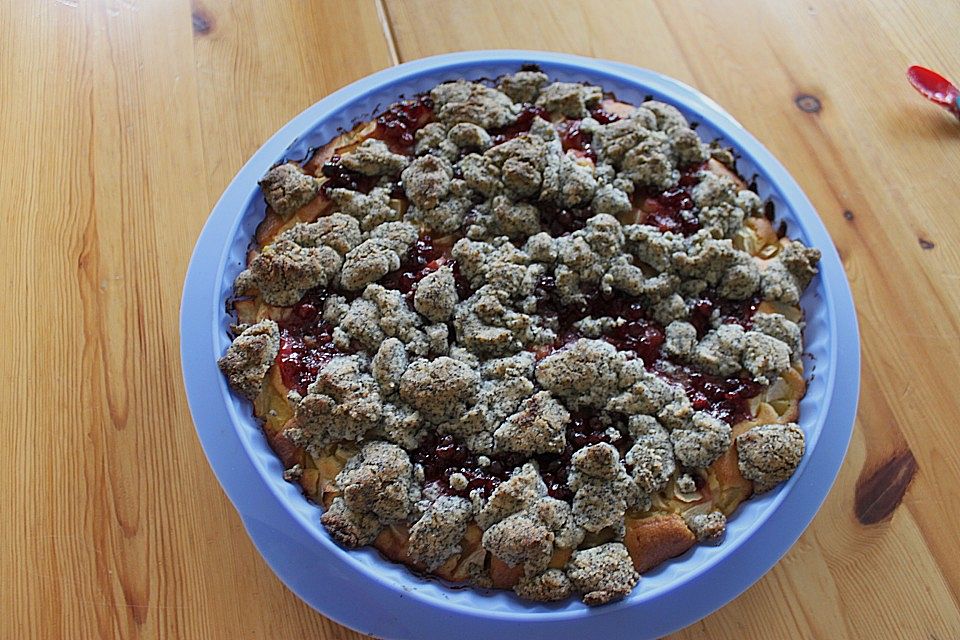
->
5;0;960;637
384;0;960;638
0;1;389;638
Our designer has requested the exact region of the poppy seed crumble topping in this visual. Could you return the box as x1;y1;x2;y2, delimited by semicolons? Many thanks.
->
218;70;818;605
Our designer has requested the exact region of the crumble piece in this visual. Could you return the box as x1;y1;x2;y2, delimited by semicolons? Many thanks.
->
663;321;698;360
650;293;690;325
497;70;549;103
236;239;342;307
459;131;551;200
321;497;382;547
404;177;475;235
717;252;761;299
414;122;458;159
475;463;547;530
668;125;709;166
623;225;685;272
339;239;402;291
535;339;624;410
414;265;458;322
483;495;584;578
378;402;423;450
430;80;516;130
672;236;739;286
735;189;764;217
760;241;820;304
568;443;640;535
532;497;585;549
217;319;280;400
401;155;452;210
458;152;499;198
741;331;792;384
446;122;492;151
452;286;551;357
690;169;737;209
591;183;633;217
258;163;321;217
582;213;625;258
736;423;805;492
424;322;450;354
699;203;746;238
368;221;418;254
752;312;802;360
592;114;655;168
524;232;558;263
540;152;598;208
619;130;677;190
670;411;732;469
535;82;602;118
483;351;535;380
399;356;480;423
482;510;554;576
338;222;417;292
760;241;821;304
694;324;746;377
472;195;541;240
675;473;697;495
336;296;386;351
370;337;408;395
494;390;569;454
328;186;400;232
276;213;361;256
291;355;383;448
603;259;647;297
683;510;726;542
779;240;821;290
591;112;678;190
340;138;410;176
335;440;418;523
606;366;684;416
514;569;573;602
323;294;349;323
408;495;473;571
641;100;690;133
452;374;535;454
565;543;640;606
657;395;695;431
624;419;676;494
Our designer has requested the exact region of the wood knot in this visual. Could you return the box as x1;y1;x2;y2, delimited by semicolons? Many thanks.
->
919;238;935;250
795;93;822;113
192;6;214;35
854;449;918;525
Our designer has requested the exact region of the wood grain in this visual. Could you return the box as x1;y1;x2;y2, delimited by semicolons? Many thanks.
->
0;1;386;638
2;0;958;638
386;1;960;637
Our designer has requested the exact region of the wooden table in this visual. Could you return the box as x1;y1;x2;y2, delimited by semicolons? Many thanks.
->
3;1;958;637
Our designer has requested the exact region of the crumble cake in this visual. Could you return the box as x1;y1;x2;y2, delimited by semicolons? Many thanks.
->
218;69;818;606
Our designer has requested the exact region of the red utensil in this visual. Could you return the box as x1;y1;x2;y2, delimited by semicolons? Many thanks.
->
907;65;960;119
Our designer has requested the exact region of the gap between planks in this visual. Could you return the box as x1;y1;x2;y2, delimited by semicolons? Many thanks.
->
375;0;401;66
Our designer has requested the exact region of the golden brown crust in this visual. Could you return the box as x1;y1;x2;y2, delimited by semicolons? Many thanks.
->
709;439;754;515
374;524;412;565
489;555;525;589
623;513;697;573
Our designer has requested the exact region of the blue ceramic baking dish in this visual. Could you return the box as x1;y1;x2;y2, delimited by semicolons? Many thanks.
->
180;50;859;639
